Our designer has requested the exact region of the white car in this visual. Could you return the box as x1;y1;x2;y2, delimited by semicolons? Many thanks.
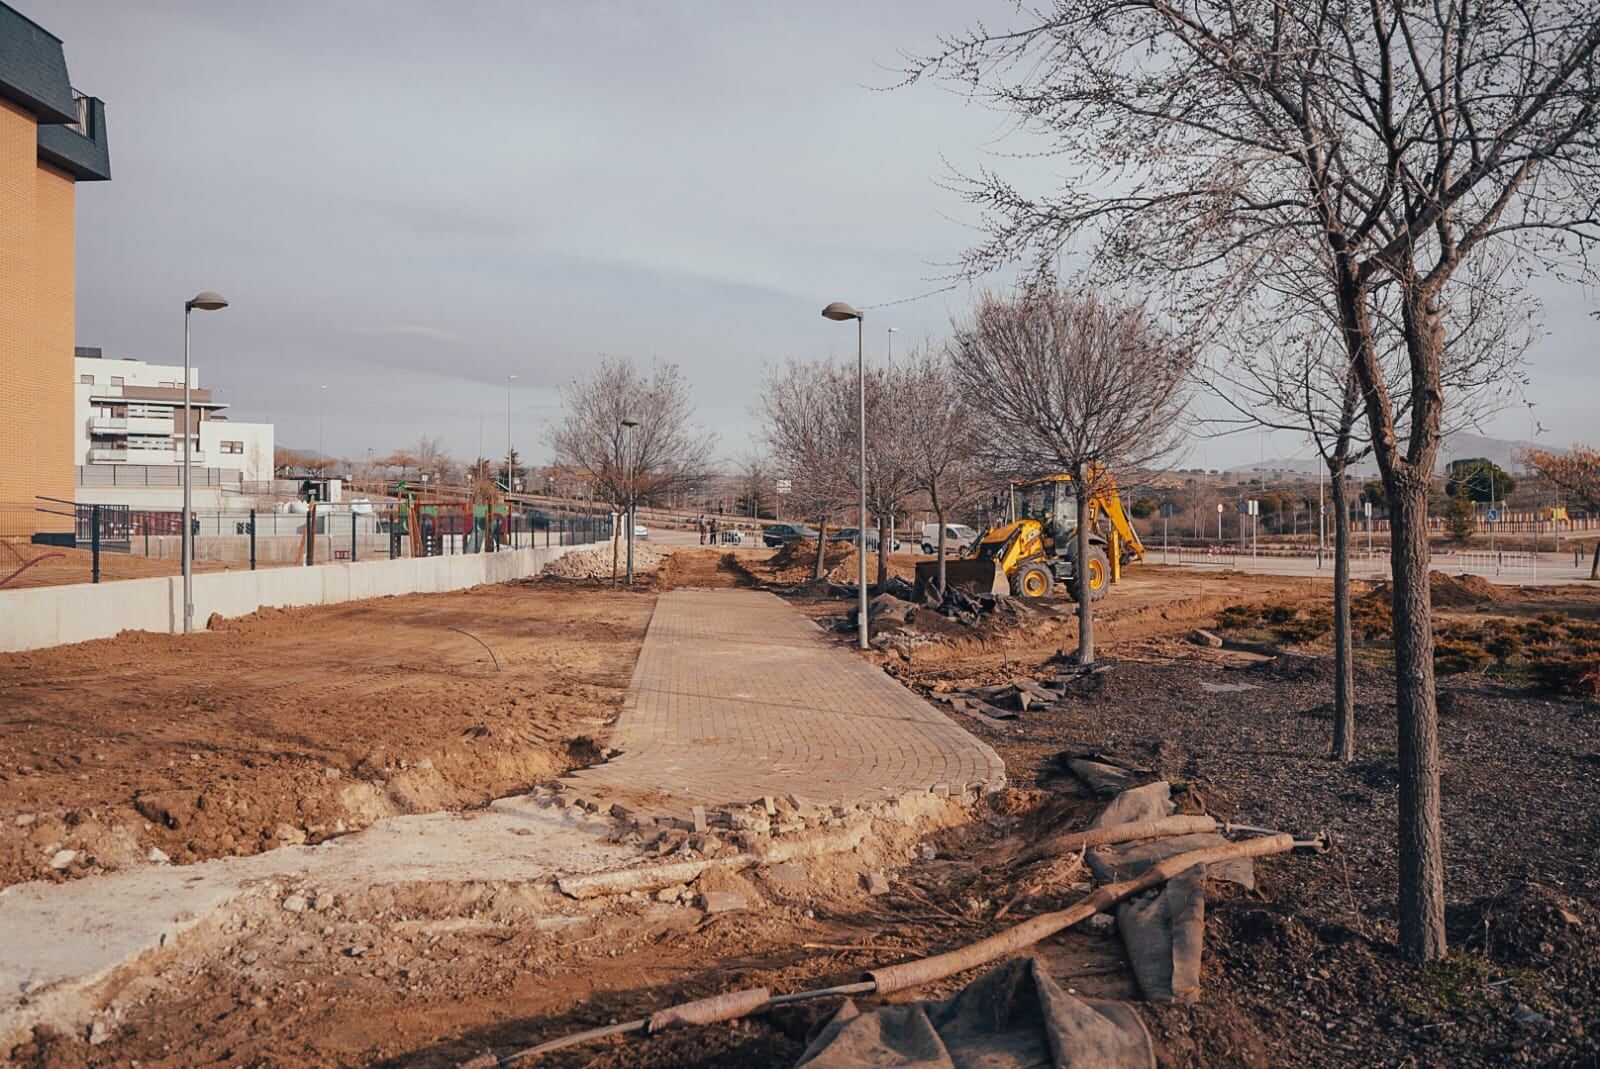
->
633;523;650;540
921;523;979;555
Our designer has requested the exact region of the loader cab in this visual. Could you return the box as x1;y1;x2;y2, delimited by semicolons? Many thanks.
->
1011;478;1078;550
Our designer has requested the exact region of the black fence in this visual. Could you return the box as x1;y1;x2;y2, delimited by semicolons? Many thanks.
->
2;499;613;587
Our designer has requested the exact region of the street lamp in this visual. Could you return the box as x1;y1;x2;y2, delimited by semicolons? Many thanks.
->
886;326;899;365
621;417;639;585
181;290;228;634
821;300;869;651
506;373;517;495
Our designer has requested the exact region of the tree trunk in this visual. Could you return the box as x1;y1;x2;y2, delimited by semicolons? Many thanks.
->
1330;468;1355;762
1075;473;1094;665
814;516;828;582
1389;470;1447;962
876;513;891;590
935;507;948;597
1590;538;1599;580
610;513;620;587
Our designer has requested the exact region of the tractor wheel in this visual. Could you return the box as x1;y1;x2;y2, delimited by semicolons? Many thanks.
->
1011;561;1055;599
1067;546;1112;602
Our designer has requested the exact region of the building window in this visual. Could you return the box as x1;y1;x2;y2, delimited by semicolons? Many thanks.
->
222;441;243;454
111;376;124;386
79;374;94;384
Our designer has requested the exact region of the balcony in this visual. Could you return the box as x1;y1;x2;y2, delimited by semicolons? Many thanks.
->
36;92;111;182
89;416;127;433
88;448;128;463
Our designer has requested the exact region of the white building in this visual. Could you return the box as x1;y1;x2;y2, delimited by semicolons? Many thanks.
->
73;349;274;506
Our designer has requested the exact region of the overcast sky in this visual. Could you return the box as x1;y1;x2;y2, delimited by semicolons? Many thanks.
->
33;1;1597;470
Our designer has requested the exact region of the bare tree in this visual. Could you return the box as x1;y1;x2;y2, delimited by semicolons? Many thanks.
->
952;286;1194;665
1522;445;1600;579
735;451;774;520
897;342;984;595
414;436;449;483
759;359;854;580
553;357;714;581
862;364;919;589
911;0;1598;961
1207;253;1535;762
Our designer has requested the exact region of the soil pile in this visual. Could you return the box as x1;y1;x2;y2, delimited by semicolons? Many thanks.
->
1361;570;1502;613
543;543;667;580
758;539;919;587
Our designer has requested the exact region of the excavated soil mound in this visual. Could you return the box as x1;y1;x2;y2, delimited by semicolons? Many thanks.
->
1454;884;1598;970
759;539;918;587
1362;570;1501;612
543;543;667;580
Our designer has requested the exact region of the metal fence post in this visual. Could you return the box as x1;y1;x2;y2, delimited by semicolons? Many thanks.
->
91;504;101;584
351;510;357;562
249;508;257;570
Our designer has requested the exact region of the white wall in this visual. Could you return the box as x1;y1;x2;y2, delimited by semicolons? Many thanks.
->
200;419;274;482
0;542;603;653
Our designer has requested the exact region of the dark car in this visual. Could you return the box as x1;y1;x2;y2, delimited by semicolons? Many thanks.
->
762;523;818;548
831;527;901;552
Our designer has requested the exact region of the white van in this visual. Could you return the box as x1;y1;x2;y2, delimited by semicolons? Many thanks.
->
920;523;979;555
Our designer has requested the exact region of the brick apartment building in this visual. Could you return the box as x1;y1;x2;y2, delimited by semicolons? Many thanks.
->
0;2;110;542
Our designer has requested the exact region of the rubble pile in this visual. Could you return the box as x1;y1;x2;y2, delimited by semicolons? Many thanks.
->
543;543;668;580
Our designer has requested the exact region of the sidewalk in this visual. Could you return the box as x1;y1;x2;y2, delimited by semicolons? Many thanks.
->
563;589;1005;816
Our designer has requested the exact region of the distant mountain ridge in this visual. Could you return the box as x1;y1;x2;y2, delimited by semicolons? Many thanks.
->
1226;430;1563;477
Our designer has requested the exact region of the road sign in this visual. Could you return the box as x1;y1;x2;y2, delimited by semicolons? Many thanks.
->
776;479;792;495
1216;503;1224;514
1159;502;1176;518
1486;508;1499;522
1363;501;1372;517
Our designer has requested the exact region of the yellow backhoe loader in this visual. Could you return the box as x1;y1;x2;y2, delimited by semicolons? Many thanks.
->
914;470;1145;601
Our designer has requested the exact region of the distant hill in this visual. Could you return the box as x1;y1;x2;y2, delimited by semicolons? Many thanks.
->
1438;430;1559;473
1225;431;1562;477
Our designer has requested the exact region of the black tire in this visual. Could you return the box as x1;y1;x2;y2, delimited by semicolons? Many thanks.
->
1011;561;1054;599
921;543;933;555
1067;546;1112;602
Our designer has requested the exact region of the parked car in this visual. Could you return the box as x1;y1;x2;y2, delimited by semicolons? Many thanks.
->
920;523;980;555
633;523;650;540
761;523;818;548
831;528;902;552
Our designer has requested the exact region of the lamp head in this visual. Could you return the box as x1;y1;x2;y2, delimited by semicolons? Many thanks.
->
820;301;862;322
187;291;228;312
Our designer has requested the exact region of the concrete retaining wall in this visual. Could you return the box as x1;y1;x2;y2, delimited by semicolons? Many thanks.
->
0;543;602;653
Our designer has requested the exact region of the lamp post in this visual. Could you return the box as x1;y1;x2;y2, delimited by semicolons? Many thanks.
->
181;290;228;634
822;301;868;651
620;417;638;584
506;373;517;494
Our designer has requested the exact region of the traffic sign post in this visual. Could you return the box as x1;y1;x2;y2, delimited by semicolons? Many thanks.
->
1159;501;1175;563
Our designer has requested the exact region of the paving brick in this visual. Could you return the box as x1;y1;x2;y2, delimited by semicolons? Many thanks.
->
563;589;1004;817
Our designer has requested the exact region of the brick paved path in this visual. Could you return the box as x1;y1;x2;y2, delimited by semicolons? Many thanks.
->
563;589;1004;815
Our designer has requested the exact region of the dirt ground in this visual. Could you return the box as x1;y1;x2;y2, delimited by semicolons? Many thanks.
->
0;540;255;589
6;551;1599;1068
0;580;654;887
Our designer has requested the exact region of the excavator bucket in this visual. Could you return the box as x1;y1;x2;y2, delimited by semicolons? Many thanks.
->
914;558;1009;600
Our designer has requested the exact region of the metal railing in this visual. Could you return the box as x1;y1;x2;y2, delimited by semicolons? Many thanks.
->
2;499;613;587
1175;545;1239;566
1439;550;1539;578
